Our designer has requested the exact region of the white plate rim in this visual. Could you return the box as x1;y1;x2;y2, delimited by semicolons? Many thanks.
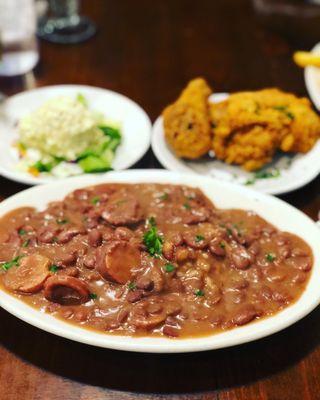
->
0;169;319;353
151;93;320;195
0;84;152;185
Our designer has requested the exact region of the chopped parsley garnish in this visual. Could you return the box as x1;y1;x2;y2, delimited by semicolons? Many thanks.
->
159;193;169;201
56;218;68;225
195;235;205;243
183;202;191;210
273;105;295;120
89;293;98;300
128;282;136;291
265;253;276;262
2;255;23;271
195;289;205;297
49;265;59;273
22;239;30;248
33;160;54;173
219;241;226;249
143;218;163;256
226;228;233;236
18;229;27;236
164;263;175;273
245;168;281;186
91;196;100;205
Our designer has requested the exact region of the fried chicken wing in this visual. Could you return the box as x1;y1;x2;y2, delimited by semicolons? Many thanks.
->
163;78;212;159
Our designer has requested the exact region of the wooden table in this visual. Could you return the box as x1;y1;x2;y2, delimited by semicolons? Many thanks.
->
0;1;319;399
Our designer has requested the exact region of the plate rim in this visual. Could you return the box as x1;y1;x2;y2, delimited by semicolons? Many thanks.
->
0;84;152;185
151;93;320;195
0;169;319;353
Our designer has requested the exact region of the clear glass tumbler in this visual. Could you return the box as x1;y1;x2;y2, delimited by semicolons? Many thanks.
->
0;0;39;77
37;0;96;44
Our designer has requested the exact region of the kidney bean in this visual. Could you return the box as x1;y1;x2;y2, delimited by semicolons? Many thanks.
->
147;302;163;314
127;289;144;303
248;242;260;256
175;247;190;263
163;324;180;337
166;302;182;316
115;227;133;241
259;285;273;301
58;266;79;278
163;241;175;260
230;246;253;270
38;228;57;244
209;238;226;257
232;305;258;326
61;309;73;319
102;197;143;226
228;277;249;290
183;231;209;249
291;272;306;284
57;228;83;244
117;308;130;323
73;189;89;201
291;248;308;257
88;229;102;247
83;254;96;269
272;291;291;305
278;245;291;259
136;276;154;291
130;306;166;330
57;252;77;266
285;256;312;272
74;309;89;322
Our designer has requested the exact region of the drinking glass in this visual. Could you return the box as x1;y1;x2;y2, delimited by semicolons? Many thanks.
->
37;0;96;44
0;0;39;77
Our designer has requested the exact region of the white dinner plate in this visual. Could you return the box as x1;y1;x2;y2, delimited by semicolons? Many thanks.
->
305;42;320;111
152;93;320;195
0;169;319;353
0;85;152;185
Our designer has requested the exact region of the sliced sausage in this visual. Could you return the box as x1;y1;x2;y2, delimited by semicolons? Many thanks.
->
102;197;142;226
44;275;89;305
4;254;51;293
97;241;141;284
231;305;258;326
230;246;253;270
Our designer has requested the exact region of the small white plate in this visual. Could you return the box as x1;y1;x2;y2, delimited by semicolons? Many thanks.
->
0;85;152;185
305;42;320;111
0;169;319;353
152;93;320;195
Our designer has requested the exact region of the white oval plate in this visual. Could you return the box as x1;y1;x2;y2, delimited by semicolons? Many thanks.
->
0;169;319;353
305;42;320;111
0;85;152;185
152;93;320;195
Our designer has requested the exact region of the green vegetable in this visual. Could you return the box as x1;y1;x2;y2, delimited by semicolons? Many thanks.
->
183;202;191;210
159;193;169;201
219;241;226;249
128;282;136;291
195;289;205;297
226;228;233;236
33;160;54;173
89;293;98;299
49;265;59;273
245;168;281;186
76;93;88;106
195;235;204;243
18;229;27;236
22;239;30;248
164;263;175;273
91;196;100;205
265;253;276;262
56;218;68;225
99;125;121;140
143;218;163;256
273;106;295;120
2;256;23;271
78;155;113;173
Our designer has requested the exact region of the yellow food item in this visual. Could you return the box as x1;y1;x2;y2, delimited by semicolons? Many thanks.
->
210;88;320;171
163;78;212;159
293;51;320;68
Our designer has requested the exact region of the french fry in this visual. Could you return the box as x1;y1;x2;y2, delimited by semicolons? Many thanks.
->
293;51;320;68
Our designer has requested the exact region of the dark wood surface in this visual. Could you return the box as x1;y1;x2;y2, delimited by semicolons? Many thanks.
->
0;1;319;399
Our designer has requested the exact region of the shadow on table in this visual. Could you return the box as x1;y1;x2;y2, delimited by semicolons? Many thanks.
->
1;302;320;394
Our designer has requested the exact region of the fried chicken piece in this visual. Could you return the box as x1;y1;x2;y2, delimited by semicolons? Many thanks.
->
210;88;320;171
163;78;212;159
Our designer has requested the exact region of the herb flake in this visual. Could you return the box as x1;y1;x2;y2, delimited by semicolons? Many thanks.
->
195;289;205;297
49;265;59;273
2;256;23;271
195;235;205;243
143;218;163;257
265;253;276;262
164;263;175;273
